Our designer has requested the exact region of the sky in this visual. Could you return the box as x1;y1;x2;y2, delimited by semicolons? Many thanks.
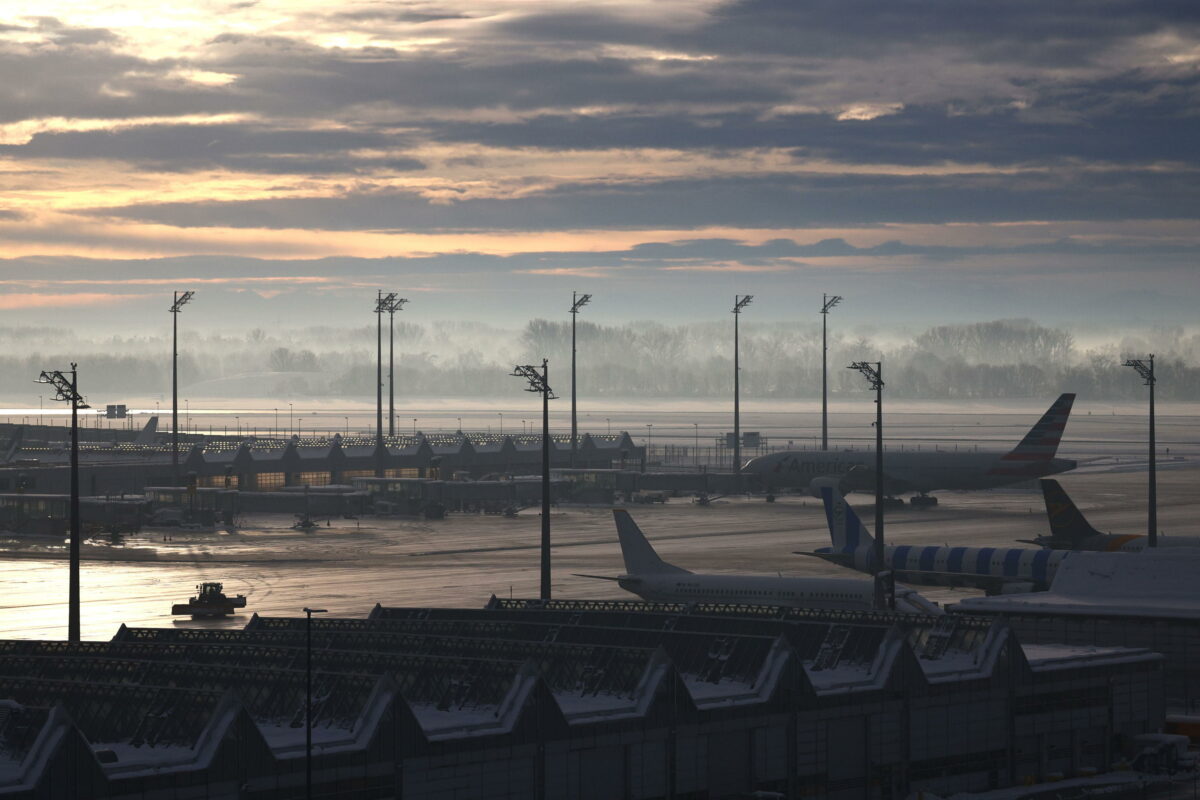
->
0;1;1198;331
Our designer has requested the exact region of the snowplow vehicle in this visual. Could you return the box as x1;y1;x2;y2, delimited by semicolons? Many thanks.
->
171;582;247;617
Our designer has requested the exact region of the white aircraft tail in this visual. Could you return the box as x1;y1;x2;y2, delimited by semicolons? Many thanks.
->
613;510;690;575
134;416;160;446
818;484;876;554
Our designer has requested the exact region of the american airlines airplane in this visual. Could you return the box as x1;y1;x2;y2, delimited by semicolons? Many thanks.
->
1027;479;1198;552
805;486;1072;594
575;509;942;614
743;393;1078;506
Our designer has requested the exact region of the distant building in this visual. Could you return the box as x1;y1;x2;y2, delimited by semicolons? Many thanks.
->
0;426;644;496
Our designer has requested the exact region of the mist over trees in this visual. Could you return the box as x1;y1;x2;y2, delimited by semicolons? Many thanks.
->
0;319;1197;402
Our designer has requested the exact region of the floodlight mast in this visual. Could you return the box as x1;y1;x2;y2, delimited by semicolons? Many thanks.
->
374;292;397;477
170;290;194;486
732;295;753;491
302;606;328;799
1124;354;1157;548
511;360;557;599
820;294;842;451
569;292;592;467
385;296;409;437
848;360;893;611
37;364;89;641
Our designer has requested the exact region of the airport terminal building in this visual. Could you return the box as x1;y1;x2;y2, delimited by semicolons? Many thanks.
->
0;600;1164;799
0;426;646;496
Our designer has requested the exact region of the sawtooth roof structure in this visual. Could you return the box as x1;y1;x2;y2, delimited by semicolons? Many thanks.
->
0;599;1164;798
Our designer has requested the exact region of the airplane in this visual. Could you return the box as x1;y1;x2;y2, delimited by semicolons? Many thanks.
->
574;509;943;614
743;393;1078;507
1025;479;1199;552
803;486;1072;594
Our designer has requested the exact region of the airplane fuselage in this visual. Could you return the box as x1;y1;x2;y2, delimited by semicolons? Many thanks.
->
747;450;1077;494
1036;534;1200;553
619;572;874;609
824;542;1071;592
617;572;940;614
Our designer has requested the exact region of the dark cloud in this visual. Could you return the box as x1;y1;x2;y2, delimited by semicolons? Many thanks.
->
4;234;1197;281
82;169;1200;230
0;123;422;173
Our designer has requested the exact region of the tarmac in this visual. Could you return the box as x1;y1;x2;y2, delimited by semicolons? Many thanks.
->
0;409;1195;641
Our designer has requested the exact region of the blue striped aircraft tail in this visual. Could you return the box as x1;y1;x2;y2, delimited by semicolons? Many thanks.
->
819;484;875;554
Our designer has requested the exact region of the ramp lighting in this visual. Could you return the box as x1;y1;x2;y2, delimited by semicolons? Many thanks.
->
821;294;842;450
170;290;195;485
569;292;592;467
848;360;892;610
36;365;89;641
1124;354;1157;547
511;360;557;599
383;295;408;436
732;295;753;491
373;292;397;476
303;606;328;799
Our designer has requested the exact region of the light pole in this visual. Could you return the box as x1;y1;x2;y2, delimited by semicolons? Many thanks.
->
646;424;652;450
184;399;190;434
498;412;503;436
344;416;349;435
274;408;279;435
412;418;417;436
457;416;462;433
694;422;699;466
289;403;294;436
732;295;753;490
1124;354;1157;547
569;292;592;466
606;417;611;435
374;292;396;476
821;294;842;451
170;290;194;485
849;360;892;611
383;295;408;436
37;365;89;641
303;606;328;799
511;361;557;600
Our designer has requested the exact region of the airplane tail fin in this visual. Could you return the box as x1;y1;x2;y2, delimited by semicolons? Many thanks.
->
998;393;1075;465
613;510;690;575
134;416;159;446
1040;479;1103;545
818;484;875;554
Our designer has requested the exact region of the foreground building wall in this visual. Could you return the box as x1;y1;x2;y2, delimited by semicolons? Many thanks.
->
0;601;1166;799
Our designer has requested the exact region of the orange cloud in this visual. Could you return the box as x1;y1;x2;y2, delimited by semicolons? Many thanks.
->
0;292;140;310
515;266;620;278
660;262;796;273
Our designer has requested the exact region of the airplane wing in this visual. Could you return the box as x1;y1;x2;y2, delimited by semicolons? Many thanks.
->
572;573;638;583
794;551;856;567
890;569;1036;595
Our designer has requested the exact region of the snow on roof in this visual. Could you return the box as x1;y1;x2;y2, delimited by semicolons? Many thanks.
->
954;548;1200;621
408;662;539;741
1020;643;1161;671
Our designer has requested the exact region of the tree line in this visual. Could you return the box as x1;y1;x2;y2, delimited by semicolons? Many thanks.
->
0;319;1196;401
